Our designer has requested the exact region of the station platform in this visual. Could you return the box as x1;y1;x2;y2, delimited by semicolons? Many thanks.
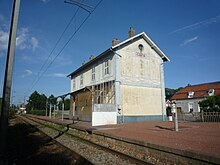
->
31;115;220;163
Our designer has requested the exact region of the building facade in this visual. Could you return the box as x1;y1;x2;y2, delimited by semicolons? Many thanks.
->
171;81;220;113
68;28;169;126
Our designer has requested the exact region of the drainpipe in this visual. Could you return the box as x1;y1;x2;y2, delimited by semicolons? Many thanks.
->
160;62;166;121
111;48;122;123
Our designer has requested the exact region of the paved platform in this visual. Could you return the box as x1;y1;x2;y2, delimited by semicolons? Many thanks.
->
33;115;220;161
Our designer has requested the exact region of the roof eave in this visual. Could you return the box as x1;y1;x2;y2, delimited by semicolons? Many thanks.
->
67;48;111;77
111;32;170;62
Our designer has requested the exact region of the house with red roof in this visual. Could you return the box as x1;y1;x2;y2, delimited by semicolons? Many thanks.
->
171;81;220;113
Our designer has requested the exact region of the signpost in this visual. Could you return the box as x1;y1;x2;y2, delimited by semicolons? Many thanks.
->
172;101;179;132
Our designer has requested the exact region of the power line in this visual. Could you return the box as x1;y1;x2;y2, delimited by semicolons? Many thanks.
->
27;2;82;93
28;0;103;93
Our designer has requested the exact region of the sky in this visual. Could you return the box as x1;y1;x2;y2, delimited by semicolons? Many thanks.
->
0;0;220;105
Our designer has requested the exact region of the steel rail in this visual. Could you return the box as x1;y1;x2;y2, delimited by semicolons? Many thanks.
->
22;115;153;165
18;115;92;165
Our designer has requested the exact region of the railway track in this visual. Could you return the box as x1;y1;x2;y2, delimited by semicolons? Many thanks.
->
9;115;91;165
19;115;153;165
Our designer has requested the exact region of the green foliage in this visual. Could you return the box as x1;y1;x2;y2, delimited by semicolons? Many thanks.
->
9;109;16;118
48;94;57;105
199;94;220;112
26;91;47;110
58;98;70;110
165;87;183;100
64;98;70;110
26;109;46;116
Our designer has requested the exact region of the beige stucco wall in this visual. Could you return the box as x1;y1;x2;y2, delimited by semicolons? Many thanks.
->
121;85;162;116
118;38;162;87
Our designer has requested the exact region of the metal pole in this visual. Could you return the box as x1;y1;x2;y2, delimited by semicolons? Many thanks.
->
0;0;20;162
172;102;178;132
49;104;51;118
62;99;64;121
53;104;55;118
174;111;179;131
45;99;48;116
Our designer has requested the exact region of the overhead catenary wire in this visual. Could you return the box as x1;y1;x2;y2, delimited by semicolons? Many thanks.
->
27;0;103;93
27;2;82;93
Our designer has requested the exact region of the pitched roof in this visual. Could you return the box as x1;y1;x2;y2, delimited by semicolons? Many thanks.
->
67;32;169;77
171;81;220;100
112;32;170;62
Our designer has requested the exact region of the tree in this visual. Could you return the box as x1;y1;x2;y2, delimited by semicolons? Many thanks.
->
26;91;47;110
64;98;70;110
165;87;183;100
199;94;220;112
48;94;57;106
58;98;70;110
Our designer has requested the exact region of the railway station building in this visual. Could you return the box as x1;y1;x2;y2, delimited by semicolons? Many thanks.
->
67;28;169;126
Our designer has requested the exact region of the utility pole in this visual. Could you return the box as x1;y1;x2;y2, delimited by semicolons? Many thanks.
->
46;99;48;116
49;104;52;118
62;97;64;121
23;93;26;104
0;0;20;162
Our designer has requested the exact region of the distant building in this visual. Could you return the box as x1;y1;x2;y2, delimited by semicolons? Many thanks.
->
68;28;169;126
171;81;220;113
19;104;26;114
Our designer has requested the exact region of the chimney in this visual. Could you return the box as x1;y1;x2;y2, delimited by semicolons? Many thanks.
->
128;27;135;38
82;60;86;65
89;55;95;61
112;38;120;46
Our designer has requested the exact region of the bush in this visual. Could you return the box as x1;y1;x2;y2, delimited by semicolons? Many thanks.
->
27;110;46;116
199;94;220;112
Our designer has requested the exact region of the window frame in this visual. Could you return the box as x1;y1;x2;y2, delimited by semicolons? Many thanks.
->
72;78;76;90
104;60;110;75
188;102;194;113
80;74;83;86
91;67;95;81
188;91;194;98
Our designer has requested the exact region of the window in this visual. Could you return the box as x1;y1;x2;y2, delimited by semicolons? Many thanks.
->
208;89;215;96
188;91;194;98
80;74;83;86
188;102;193;113
104;60;110;75
72;78;76;90
138;44;144;52
92;67;95;81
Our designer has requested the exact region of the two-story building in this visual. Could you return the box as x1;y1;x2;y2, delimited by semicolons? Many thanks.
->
171;81;220;113
67;28;169;126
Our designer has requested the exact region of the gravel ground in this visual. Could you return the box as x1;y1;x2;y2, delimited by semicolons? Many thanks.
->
24;116;137;165
6;117;90;165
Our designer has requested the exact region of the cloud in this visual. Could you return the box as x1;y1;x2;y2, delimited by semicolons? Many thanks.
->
21;69;33;78
0;27;39;54
41;0;50;3
170;15;220;34
31;37;38;51
44;73;67;78
52;73;67;78
16;28;39;51
180;36;198;46
0;30;9;52
16;28;29;50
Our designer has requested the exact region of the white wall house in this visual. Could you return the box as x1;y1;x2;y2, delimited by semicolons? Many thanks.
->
171;81;220;113
68;28;169;126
